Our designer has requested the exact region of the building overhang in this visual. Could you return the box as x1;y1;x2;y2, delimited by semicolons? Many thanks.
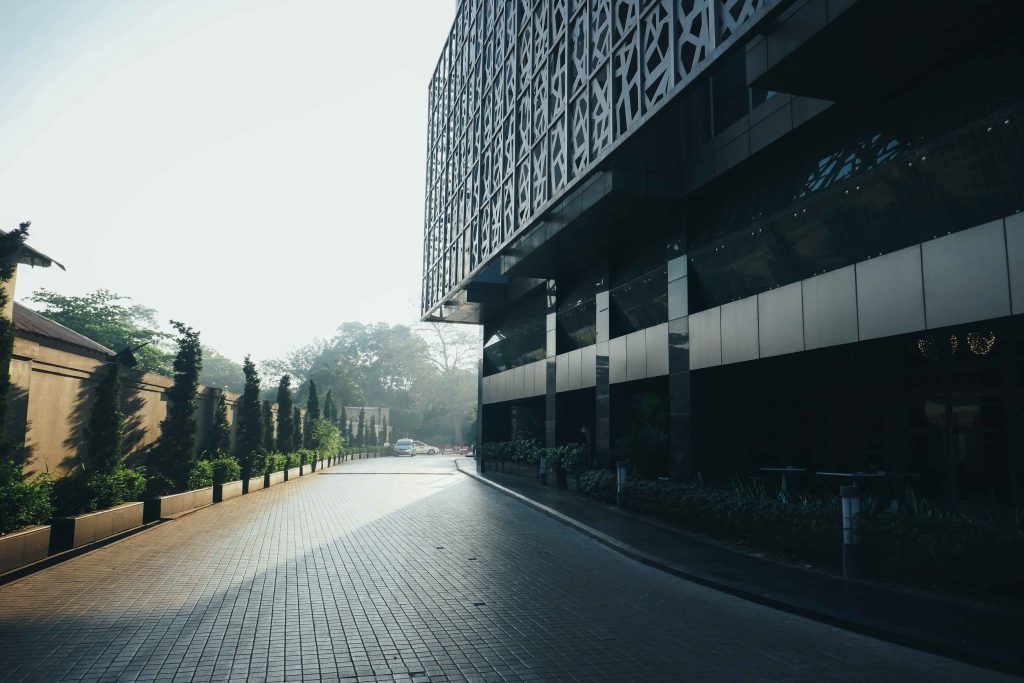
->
747;0;1024;103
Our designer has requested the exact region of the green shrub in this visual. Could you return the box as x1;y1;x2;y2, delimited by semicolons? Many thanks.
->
186;460;213;490
481;439;542;465
263;452;287;475
555;443;586;473
619;479;841;568
293;449;314;466
577;469;615;502
211;457;241;485
0;474;54;533
861;508;1024;599
87;466;146;510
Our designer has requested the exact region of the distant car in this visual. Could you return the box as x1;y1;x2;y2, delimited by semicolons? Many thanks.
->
393;439;416;456
413;441;439;455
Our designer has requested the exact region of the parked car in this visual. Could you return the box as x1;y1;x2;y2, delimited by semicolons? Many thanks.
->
413;441;439;455
393;439;416;456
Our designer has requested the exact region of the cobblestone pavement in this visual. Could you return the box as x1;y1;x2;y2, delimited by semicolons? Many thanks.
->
0;456;1012;682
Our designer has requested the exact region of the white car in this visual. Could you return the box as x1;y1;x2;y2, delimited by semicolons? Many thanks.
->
413;441;439;455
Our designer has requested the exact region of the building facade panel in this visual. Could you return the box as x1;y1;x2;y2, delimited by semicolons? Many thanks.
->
720;297;759;365
757;282;803;358
688;307;721;370
922;219;1011;330
802;265;858;351
855;245;926;341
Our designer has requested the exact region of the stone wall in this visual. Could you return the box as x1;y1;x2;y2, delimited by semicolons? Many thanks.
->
9;334;267;478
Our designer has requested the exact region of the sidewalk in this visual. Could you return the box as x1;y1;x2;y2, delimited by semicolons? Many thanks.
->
455;460;1024;676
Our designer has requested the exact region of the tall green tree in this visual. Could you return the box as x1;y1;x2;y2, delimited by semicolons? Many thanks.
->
356;408;365;447
291;406;302;452
369;415;377;447
381;415;389;445
322;390;335;424
338;405;347;434
0;223;27;464
303;380;320;448
85;362;123;474
261;400;274;452
152;322;202;493
234;355;262;478
275;375;294;453
207;393;231;456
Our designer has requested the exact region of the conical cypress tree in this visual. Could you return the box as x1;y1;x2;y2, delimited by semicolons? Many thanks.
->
292;406;302;452
276;375;293;453
322;390;334;424
261;400;274;452
234;355;262;479
85;361;123;474
208;393;231;456
154;322;202;493
369;415;376;447
356;408;365;448
338;406;347;434
303;380;320;448
381;415;389;445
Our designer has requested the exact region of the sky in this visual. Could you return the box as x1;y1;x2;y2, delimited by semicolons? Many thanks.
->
0;0;456;364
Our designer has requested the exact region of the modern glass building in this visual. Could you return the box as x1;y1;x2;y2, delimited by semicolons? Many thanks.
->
421;0;1024;506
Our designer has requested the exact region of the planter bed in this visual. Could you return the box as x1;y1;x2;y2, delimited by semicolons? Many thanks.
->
51;502;144;552
286;466;301;481
266;470;285;487
0;525;51;574
214;480;244;503
489;460;538;479
144;487;213;522
246;474;265;494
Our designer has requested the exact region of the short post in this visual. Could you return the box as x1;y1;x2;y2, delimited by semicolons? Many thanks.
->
616;461;627;509
539;454;547;485
841;485;862;580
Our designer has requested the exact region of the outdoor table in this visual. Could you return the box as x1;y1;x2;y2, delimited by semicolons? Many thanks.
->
757;467;807;497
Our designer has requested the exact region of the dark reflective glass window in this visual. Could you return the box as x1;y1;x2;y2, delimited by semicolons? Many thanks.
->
609;266;668;338
483;290;545;374
688;103;1024;311
557;299;597;352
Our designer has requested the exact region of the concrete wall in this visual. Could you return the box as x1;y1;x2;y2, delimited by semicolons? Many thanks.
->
10;334;253;478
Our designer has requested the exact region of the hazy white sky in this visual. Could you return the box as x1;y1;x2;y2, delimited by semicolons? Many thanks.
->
0;0;455;363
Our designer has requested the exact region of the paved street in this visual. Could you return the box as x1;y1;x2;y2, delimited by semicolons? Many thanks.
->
0;456;1011;682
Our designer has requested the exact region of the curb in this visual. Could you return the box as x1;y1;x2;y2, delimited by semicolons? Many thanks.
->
455;461;1021;677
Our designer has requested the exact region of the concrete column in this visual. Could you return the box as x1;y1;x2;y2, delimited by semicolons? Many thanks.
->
595;267;611;470
545;279;557;450
667;247;692;478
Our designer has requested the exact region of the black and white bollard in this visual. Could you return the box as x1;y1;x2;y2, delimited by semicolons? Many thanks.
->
616;461;627;509
841;485;862;580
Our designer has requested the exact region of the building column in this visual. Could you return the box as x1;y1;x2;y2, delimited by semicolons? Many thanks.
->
545;279;557;450
595;265;611;470
476;357;484;472
668;244;691;478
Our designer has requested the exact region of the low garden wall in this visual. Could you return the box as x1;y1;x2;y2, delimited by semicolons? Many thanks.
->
50;502;144;552
144;487;213;522
214;480;243;503
286;467;301;481
0;525;51;574
246;475;265;494
267;470;285;487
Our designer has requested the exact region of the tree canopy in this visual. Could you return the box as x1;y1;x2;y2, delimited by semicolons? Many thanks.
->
29;288;244;390
29;289;173;374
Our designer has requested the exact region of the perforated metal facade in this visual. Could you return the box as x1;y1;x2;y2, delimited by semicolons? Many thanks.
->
421;0;773;319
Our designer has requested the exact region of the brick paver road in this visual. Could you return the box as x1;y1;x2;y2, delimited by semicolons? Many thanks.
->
0;456;1011;682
